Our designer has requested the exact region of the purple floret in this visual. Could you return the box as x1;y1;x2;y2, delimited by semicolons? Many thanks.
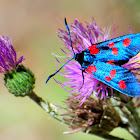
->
0;36;23;73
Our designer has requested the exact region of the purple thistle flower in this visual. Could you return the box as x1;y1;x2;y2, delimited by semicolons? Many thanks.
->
55;18;140;105
0;36;23;73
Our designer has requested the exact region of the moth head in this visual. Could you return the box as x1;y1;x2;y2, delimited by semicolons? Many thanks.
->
75;51;94;69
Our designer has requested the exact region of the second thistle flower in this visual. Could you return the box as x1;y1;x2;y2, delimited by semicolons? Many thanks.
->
0;36;35;97
61;94;120;135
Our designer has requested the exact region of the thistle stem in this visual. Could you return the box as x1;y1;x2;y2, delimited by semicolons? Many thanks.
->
125;101;140;140
28;91;126;140
28;91;68;124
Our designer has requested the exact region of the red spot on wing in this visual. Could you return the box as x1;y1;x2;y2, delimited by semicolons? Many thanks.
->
88;65;97;72
123;38;131;47
106;62;115;65
108;60;115;62
85;65;97;74
85;69;92;75
88;44;97;50
88;44;99;55
112;47;118;55
119;80;127;89
110;69;116;77
107;60;115;65
90;48;99;54
108;42;115;48
105;76;112;81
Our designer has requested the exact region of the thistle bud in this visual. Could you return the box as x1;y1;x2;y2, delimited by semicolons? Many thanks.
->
4;65;35;96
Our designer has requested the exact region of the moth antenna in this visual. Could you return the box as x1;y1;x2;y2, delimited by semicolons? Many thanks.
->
64;18;75;55
46;57;74;84
65;18;85;90
46;18;77;84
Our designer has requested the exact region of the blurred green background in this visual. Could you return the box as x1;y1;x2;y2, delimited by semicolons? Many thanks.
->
0;0;140;140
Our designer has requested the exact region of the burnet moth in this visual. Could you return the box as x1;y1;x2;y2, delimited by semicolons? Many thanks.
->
46;18;140;98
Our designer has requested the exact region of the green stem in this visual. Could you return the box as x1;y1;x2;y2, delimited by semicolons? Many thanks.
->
111;96;140;140
28;91;68;124
125;101;140;140
28;91;126;140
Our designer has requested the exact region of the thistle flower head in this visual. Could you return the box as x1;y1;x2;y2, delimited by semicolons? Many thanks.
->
0;36;23;73
61;94;120;134
0;36;35;97
55;18;140;105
